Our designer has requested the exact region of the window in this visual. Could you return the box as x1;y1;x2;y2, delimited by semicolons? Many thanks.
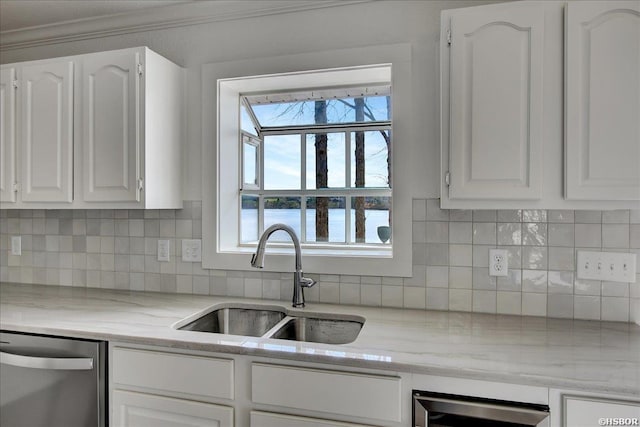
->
239;88;392;247
202;45;412;276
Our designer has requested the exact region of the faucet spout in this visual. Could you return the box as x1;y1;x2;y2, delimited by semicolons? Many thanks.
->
250;223;315;307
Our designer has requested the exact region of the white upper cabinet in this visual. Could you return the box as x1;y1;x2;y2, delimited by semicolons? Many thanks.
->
82;50;140;203
0;47;183;209
446;3;545;201
0;68;17;203
565;1;640;201
20;61;74;204
441;1;640;209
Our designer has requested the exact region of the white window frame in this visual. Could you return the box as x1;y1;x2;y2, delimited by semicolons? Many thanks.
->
240;131;260;191
202;44;413;276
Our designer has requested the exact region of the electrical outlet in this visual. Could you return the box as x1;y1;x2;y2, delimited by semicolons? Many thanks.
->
10;236;21;256
489;249;508;277
157;240;170;262
577;251;636;283
182;239;202;262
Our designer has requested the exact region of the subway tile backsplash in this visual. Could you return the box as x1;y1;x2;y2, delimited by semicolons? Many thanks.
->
1;199;639;323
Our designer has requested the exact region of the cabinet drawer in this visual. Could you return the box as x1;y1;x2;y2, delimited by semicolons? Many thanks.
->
251;411;376;427
112;347;234;400
251;363;401;423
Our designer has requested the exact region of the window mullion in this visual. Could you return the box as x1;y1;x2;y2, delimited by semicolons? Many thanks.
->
258;196;264;237
300;132;307;243
301;133;306;191
344;131;351;244
345;131;351;188
259;136;265;236
301;196;307;243
345;195;352;244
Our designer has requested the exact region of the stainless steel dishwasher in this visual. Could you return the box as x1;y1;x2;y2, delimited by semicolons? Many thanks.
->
0;331;106;427
414;390;550;427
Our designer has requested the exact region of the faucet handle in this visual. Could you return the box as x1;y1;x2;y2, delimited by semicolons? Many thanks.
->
299;276;316;288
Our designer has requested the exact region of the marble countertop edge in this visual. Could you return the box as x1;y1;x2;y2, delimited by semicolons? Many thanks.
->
1;283;639;399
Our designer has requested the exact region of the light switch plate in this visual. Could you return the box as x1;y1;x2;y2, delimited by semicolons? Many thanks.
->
577;251;636;283
182;239;202;262
489;249;508;276
157;240;170;262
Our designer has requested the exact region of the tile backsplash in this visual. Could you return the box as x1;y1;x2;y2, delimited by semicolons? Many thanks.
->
1;200;639;323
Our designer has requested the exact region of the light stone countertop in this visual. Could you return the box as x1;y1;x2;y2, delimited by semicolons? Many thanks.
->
1;282;639;397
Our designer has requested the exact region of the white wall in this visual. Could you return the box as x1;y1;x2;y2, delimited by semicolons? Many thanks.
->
0;0;502;202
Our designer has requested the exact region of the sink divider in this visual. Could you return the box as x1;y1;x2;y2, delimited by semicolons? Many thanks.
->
262;316;295;339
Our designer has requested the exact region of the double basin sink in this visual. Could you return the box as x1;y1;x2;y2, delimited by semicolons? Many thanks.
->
173;303;364;345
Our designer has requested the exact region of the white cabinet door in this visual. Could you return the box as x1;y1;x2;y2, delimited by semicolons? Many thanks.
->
20;61;74;203
564;396;640;427
0;67;17;203
111;390;233;427
251;411;375;427
82;50;141;203
565;1;640;201
446;3;544;200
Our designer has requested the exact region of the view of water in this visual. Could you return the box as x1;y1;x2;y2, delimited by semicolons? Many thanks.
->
241;209;390;244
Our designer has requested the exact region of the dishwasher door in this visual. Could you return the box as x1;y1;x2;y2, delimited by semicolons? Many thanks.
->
0;331;106;427
413;391;550;427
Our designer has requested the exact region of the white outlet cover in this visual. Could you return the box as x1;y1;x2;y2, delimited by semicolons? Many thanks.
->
157;240;170;262
182;239;202;262
489;249;508;277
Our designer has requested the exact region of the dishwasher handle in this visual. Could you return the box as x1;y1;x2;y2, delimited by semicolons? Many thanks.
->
0;350;94;370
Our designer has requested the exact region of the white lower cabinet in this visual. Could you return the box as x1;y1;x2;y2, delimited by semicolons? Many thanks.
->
110;345;235;427
110;343;639;427
112;390;233;427
110;344;401;427
549;389;640;427
250;411;373;427
563;395;640;427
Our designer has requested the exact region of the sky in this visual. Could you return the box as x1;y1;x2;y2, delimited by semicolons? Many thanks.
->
242;97;391;190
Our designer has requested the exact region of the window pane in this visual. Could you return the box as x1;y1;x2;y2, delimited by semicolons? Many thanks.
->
305;197;346;243
250;96;390;127
264;197;301;242
241;103;257;135
350;130;390;188
306;133;345;189
350;197;391;244
243;141;257;187
240;195;259;243
264;135;301;190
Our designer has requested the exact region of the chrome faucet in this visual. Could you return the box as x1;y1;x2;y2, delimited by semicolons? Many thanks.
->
250;223;316;308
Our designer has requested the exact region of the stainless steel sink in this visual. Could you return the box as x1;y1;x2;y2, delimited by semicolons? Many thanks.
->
175;303;365;344
178;306;286;337
268;317;363;345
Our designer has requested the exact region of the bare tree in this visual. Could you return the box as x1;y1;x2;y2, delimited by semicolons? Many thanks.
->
354;98;366;242
314;101;329;241
268;95;391;242
340;96;392;232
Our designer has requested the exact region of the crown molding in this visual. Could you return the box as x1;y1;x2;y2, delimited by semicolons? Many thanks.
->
0;0;372;52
